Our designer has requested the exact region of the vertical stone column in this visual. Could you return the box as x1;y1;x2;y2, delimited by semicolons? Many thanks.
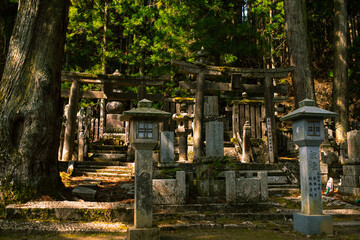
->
225;171;236;205
176;171;186;204
99;99;105;139
242;121;251;163
134;147;154;228
299;146;322;215
62;80;80;161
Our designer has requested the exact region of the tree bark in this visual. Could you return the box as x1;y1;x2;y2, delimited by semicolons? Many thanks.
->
193;71;205;161
284;0;315;106
0;0;10;77
333;0;349;143
0;0;69;201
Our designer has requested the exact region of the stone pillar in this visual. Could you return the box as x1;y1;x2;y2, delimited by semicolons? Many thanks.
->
176;171;186;204
62;80;80;161
134;147;154;228
205;121;224;157
160;131;174;163
193;71;205;160
347;130;360;164
99;99;105;139
225;171;236;205
258;171;268;201
204;96;219;116
242;121;251;163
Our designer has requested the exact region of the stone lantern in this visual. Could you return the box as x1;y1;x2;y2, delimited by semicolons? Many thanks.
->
121;99;171;240
172;99;194;162
280;99;337;236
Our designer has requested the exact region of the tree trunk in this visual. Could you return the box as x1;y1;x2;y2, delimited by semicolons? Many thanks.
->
0;0;10;77
284;0;315;106
0;0;69;203
333;0;349;143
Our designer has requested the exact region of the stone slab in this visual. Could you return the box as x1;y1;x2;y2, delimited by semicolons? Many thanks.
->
160;131;175;163
339;186;360;196
236;178;260;202
343;165;360;176
153;179;177;205
347;130;360;163
293;212;333;235
205;121;224;157
126;227;160;240
341;175;360;187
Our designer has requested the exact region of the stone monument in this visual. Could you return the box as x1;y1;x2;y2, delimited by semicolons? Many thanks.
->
339;130;360;196
121;99;171;240
280;99;337;235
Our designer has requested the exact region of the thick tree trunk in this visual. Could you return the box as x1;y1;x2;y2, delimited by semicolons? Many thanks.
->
284;0;315;106
0;0;10;77
333;0;349;143
0;0;69;202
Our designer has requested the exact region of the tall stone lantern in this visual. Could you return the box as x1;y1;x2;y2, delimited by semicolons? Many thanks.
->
280;99;337;236
121;99;171;240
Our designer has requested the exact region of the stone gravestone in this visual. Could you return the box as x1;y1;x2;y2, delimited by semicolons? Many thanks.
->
280;99;337;236
339;130;360;196
160;131;174;163
205;121;224;157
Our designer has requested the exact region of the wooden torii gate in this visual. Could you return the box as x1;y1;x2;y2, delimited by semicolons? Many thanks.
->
60;71;170;161
171;59;294;163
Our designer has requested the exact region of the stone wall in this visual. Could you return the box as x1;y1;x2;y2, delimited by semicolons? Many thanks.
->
152;171;186;205
226;171;268;203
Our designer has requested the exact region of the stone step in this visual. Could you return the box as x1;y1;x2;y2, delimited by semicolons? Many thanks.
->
268;184;299;189
267;175;289;185
73;171;133;178
76;161;133;166
88;144;127;151
76;163;134;169
7;201;360;224
268;188;301;197
87;153;127;160
74;168;133;175
87;149;127;154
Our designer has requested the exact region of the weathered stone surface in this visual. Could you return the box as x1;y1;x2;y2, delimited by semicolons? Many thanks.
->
153;179;177;205
205;121;224;157
153;171;186;205
225;171;236;204
160;131;175;163
72;186;96;201
126;226;160;240
106;114;124;132
106;101;125;114
293;213;333;235
236;178;260;202
339;186;360;196
347;130;360;164
343;165;360;176
341;175;360;187
258;171;268;201
204;96;219;116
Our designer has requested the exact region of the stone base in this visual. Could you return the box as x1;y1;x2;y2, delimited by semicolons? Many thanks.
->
126;227;160;240
293;213;333;236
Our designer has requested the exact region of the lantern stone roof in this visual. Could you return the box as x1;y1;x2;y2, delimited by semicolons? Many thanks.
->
120;99;171;121
280;99;337;121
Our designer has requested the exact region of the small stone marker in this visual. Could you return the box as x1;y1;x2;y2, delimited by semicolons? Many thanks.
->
280;99;337;236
